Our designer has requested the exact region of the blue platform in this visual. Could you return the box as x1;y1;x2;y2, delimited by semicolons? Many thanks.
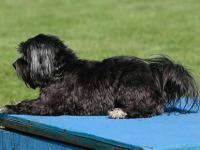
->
1;110;200;150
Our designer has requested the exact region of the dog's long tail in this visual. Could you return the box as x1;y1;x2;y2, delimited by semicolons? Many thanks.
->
147;56;199;112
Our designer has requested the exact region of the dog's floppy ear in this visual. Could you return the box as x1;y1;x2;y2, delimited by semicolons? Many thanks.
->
29;44;55;85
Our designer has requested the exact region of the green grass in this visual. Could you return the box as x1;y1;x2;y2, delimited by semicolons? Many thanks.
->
0;0;200;106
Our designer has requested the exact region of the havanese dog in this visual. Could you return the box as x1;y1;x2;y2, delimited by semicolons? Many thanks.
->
0;34;199;119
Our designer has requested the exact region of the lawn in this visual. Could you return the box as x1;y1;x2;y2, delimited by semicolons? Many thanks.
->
0;0;199;106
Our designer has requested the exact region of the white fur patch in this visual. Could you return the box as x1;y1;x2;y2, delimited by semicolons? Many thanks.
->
108;108;127;119
0;107;7;113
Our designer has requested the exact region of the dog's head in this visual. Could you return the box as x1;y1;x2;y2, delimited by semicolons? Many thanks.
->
13;34;76;89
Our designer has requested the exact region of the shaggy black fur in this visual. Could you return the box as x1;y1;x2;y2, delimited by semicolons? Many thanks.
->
3;34;199;118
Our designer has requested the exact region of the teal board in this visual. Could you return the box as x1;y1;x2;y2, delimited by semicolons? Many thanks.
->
0;129;83;150
0;113;141;150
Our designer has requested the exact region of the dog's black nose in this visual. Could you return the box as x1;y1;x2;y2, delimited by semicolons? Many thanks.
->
13;62;16;69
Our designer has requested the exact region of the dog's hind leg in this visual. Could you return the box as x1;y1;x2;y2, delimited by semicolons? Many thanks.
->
123;102;164;118
114;86;164;118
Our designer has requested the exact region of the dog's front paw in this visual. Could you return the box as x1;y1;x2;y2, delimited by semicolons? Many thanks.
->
108;108;127;119
0;107;8;113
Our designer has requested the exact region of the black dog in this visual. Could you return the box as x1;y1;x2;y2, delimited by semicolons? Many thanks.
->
1;34;199;118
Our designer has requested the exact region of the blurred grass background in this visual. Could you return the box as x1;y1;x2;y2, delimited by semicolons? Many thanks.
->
0;0;200;106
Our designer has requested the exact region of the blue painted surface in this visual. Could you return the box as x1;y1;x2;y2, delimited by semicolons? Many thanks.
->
0;129;83;150
0;98;200;150
4;111;200;150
